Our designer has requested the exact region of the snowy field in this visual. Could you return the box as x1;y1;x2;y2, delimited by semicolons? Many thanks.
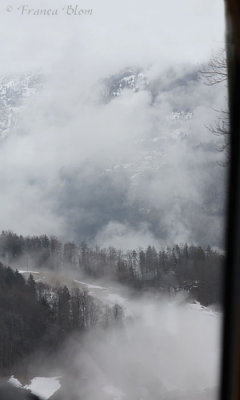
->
9;376;61;399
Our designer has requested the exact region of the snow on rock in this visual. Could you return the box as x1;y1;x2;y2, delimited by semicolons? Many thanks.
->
170;111;193;120
8;376;61;399
24;377;61;399
104;69;149;100
0;73;43;140
189;301;219;317
8;376;22;388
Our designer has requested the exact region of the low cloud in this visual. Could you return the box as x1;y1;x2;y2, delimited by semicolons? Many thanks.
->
0;63;227;248
29;293;221;399
0;0;227;248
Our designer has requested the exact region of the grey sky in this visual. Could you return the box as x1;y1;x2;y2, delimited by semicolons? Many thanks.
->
0;0;225;74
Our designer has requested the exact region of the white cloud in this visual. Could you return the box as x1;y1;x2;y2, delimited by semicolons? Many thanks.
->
0;0;227;247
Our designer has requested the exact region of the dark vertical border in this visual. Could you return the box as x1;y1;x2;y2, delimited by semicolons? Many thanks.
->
220;6;240;400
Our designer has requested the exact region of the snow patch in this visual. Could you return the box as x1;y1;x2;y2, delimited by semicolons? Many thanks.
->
74;279;107;290
9;376;61;400
24;377;61;399
8;376;22;388
18;270;39;274
189;302;219;317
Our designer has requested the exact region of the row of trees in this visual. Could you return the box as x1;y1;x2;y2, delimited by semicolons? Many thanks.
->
0;262;122;374
0;231;224;306
116;244;223;305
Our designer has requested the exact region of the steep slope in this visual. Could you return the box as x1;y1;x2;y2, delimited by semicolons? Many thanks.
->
0;73;43;140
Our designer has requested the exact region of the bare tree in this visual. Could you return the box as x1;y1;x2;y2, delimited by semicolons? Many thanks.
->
200;49;230;159
207;109;230;153
200;48;228;85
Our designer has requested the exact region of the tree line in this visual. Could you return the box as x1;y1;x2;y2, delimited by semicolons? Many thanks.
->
0;262;122;374
0;231;224;306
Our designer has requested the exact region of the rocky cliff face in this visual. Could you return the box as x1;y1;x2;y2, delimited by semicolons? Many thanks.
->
0;73;43;140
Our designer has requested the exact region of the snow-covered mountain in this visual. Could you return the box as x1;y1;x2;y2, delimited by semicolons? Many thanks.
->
103;67;199;104
0;67;225;248
0;68;195;192
0;73;43;140
102;68;195;182
103;69;149;99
